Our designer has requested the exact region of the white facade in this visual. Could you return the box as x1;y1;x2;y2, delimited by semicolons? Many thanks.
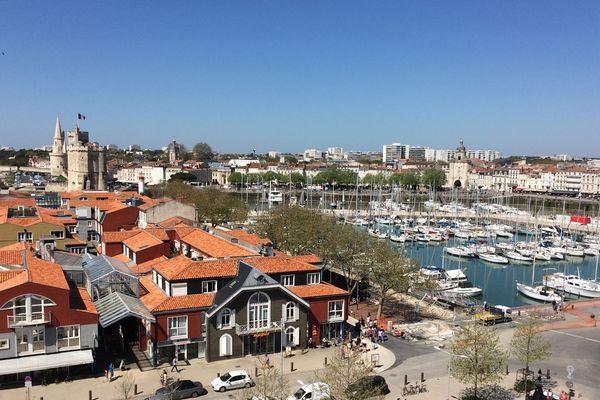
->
115;165;183;185
382;143;409;163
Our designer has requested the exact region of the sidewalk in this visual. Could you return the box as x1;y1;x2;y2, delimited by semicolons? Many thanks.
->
0;345;395;400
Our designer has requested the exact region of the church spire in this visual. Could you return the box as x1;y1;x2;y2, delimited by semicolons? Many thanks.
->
54;116;62;140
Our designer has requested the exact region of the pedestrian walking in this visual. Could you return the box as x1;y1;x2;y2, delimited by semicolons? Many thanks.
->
171;357;179;373
104;369;108;383
161;369;168;386
546;389;553;400
264;354;270;367
108;362;114;381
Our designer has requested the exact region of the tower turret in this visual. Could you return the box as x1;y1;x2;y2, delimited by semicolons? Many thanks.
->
50;116;66;177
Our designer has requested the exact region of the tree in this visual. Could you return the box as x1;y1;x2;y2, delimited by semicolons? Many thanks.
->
510;318;551;379
290;172;305;186
196;187;248;226
193;142;214;161
421;168;447;189
175;143;192;162
228;172;245;185
114;371;136;400
449;323;507;399
398;172;420;189
313;168;358;186
316;344;376;400
168;172;196;182
366;240;420;317
284;155;299;164
238;366;288;400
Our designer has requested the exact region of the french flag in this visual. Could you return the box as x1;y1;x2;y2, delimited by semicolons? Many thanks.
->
77;113;86;120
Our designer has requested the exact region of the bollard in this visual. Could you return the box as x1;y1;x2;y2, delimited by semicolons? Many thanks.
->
546;369;550;379
291;362;294;372
89;390;92;400
404;374;408;385
134;383;138;395
217;372;220;377
255;367;258;377
506;365;509;375
324;357;327;365
421;372;424;382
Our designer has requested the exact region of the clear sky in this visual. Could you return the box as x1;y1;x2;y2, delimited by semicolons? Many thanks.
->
1;1;599;156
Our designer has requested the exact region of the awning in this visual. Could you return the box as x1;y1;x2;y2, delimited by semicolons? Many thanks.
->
95;291;155;327
0;350;94;375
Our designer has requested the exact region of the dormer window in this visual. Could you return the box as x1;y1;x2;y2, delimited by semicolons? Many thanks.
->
281;275;295;287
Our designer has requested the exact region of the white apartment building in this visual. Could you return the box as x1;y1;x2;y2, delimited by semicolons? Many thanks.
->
326;147;345;160
581;173;600;195
115;165;183;185
382;143;410;163
303;149;323;161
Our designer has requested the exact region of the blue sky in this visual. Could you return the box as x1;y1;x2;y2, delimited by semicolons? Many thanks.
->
1;1;599;156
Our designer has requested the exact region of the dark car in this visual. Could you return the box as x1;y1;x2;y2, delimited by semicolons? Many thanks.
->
146;380;206;400
346;375;390;399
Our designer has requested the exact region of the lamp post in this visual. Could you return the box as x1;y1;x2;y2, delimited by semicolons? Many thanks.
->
434;346;467;400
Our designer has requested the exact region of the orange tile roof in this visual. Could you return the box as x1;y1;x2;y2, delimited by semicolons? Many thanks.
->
0;250;24;265
244;257;320;273
130;256;167;275
142;228;170;241
153;293;215;312
218;229;272;246
153;256;194;279
0;270;23;284
0;253;68;291
173;259;239;281
112;253;132;263
138;197;173;210
139;275;168;310
102;230;139;243
288;283;349;299
123;231;163;252
290;254;322;264
0;242;27;251
70;286;98;314
159;216;195;227
180;229;257;258
0;198;36;207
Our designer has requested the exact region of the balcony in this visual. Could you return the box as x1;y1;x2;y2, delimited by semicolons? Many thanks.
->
8;312;51;328
235;321;283;336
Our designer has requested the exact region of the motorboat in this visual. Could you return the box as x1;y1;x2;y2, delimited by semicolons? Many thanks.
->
368;228;388;239
268;190;283;204
516;282;562;302
454;230;471;240
533;251;552;262
389;234;406;243
496;242;515;252
495;230;514;239
584;248;600;257
544;273;600;298
549;251;564;261
565;247;585;257
478;253;509;264
444;246;475;258
442;269;483;297
505;251;532;262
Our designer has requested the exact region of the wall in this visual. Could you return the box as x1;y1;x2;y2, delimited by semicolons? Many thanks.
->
205;287;308;362
305;297;349;344
140;201;197;228
101;207;139;233
0;222;66;249
153;311;204;344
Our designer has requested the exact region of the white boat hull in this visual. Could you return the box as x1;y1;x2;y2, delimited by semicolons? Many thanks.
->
516;283;562;302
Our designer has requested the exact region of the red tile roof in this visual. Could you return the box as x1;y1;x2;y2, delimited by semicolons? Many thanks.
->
130;256;167;275
288;283;349;299
139;275;214;312
154;256;239;281
70;286;98;314
244;257;320;273
102;231;139;243
216;229;272;246
123;231;163;252
159;216;195;227
0;250;24;265
0;270;22;284
180;229;257;258
0;253;69;291
290;254;322;264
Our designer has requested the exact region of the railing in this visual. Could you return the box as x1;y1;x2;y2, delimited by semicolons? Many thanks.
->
7;312;51;328
235;321;283;335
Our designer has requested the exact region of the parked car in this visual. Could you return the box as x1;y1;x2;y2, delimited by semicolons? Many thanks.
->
211;370;254;392
346;375;390;398
287;382;330;400
145;379;206;399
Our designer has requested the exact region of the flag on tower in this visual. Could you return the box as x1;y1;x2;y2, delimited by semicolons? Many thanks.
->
77;113;86;120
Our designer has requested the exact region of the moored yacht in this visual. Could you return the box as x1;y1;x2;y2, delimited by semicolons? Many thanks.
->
516;282;562;303
478;253;509;265
544;273;600;298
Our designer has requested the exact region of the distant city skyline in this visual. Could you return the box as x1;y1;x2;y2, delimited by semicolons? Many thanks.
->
1;1;599;156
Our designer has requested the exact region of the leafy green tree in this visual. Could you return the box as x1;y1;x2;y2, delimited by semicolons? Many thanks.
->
313;168;358;186
228;172;245;185
284;155;299;164
238;366;288;400
193;142;214;161
366;240;420;317
421;168;447;189
449;323;508;399
196;187;248;226
510;318;551;378
316;344;376;400
290;172;305;186
168;172;196;182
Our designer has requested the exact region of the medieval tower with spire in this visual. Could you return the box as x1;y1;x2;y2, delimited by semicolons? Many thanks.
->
48;116;107;191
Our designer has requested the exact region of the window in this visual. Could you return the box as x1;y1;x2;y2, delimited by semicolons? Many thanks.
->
285;327;295;346
248;292;270;330
201;280;217;293
328;300;344;321
87;220;93;228
285;302;297;321
168;316;188;339
219;334;232;356
152;270;158;284
218;308;235;329
0;339;9;350
171;283;188;296
17;232;33;242
307;273;320;285
1;295;55;323
68;226;77;234
57;325;80;349
281;275;295;286
50;230;65;239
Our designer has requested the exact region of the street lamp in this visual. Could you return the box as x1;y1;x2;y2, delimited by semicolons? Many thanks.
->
434;346;467;400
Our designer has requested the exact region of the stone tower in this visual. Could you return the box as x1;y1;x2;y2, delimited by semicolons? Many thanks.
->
448;140;469;189
167;139;179;164
49;116;66;177
65;127;106;191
